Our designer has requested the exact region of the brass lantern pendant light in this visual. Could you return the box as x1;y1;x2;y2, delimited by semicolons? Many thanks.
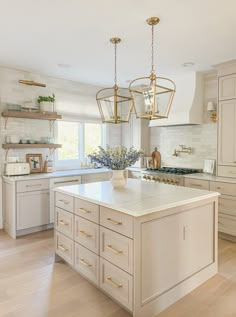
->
129;17;176;120
96;38;133;124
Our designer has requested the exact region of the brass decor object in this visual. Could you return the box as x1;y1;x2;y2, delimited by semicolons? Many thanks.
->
129;17;176;120
96;38;133;124
19;80;46;87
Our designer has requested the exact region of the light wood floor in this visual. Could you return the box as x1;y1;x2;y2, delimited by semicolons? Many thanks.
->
0;231;236;317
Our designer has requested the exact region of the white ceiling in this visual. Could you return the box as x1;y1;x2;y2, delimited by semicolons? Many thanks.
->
1;0;236;86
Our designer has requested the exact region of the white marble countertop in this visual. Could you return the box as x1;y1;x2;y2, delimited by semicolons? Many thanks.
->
55;179;219;217
2;168;109;182
184;173;236;184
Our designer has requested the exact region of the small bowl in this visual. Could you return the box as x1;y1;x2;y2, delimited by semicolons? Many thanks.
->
21;139;28;144
29;140;35;144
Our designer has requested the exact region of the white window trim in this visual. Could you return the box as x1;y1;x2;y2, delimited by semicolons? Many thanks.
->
55;120;106;170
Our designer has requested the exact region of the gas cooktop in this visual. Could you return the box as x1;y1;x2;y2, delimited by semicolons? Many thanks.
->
145;167;201;175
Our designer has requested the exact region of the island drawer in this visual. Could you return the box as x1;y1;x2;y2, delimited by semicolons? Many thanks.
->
55;231;74;265
218;214;236;236
55;207;74;239
100;227;133;274
210;181;236;196
74;216;99;254
16;179;49;193
184;178;210;190
55;192;74;213
100;258;133;311
100;206;133;238
219;195;236;217
75;198;99;224
74;243;99;286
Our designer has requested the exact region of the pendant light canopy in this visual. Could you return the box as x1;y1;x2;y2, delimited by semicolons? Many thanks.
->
129;17;176;120
96;38;133;124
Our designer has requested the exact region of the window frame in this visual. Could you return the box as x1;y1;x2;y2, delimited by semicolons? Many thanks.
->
55;120;106;170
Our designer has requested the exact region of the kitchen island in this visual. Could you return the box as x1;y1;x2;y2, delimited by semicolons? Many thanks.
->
54;179;219;317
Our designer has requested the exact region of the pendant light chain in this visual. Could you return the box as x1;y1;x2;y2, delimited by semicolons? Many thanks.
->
114;42;117;86
151;24;155;75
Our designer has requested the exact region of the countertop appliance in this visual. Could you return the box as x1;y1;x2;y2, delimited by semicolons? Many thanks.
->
5;163;30;176
141;167;201;186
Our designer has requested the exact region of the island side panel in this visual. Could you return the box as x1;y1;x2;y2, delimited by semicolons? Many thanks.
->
133;196;218;317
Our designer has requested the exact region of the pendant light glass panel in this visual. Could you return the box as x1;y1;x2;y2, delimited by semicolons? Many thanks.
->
129;76;176;120
96;86;133;124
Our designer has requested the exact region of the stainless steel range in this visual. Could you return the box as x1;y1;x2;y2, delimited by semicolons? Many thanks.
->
141;167;201;186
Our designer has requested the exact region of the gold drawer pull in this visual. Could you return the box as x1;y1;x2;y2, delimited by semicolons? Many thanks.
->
80;230;92;238
216;187;222;190
59;220;69;226
107;244;123;254
106;218;122;225
79;258;92;267
58;244;69;252
26;184;42;187
230;171;236;174
190;183;202;187
106;276;123;288
58;199;70;205
79;208;91;214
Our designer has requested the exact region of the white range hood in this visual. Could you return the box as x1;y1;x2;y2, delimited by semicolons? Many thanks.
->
149;71;204;127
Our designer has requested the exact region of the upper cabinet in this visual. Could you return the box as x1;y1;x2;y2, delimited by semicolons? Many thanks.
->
219;74;236;101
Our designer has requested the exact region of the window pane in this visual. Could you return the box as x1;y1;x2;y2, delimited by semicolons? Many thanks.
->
85;123;102;155
57;121;79;160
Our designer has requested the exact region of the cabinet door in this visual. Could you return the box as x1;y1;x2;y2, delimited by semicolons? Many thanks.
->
218;100;236;166
17;190;49;230
219;74;236;101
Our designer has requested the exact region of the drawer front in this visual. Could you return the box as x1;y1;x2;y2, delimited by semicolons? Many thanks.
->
81;172;109;184
218;165;236;178
100;227;133;274
17;179;49;193
100;206;133;238
55;192;74;213
55;207;74;239
218;214;236;236
75;198;99;224
184;178;210;190
100;258;133;311
55;231;74;265
219;195;236;217
74;216;99;254
74;243;99;286
210;181;236;196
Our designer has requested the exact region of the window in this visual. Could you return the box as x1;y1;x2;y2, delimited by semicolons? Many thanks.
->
56;121;106;168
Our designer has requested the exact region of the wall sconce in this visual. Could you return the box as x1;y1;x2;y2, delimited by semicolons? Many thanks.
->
207;101;217;123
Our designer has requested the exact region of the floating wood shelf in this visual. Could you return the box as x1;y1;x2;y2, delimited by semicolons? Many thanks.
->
2;144;62;150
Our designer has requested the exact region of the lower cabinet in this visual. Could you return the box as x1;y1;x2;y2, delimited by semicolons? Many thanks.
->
17;190;49;230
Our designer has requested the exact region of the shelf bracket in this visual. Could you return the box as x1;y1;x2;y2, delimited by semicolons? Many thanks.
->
4;149;10;161
4;117;9;129
49;120;56;131
49;148;57;156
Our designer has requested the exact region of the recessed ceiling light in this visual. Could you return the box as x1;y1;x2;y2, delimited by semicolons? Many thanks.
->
57;63;71;68
182;62;195;67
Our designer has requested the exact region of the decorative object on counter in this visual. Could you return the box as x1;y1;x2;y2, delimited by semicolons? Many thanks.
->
38;93;55;113
173;145;192;157
96;38;133;124
43;156;54;173
26;153;43;173
207;101;217;122
88;146;144;188
5;162;30;176
151;147;161;169
203;159;215;175
19;80;46;87
129;17;176;120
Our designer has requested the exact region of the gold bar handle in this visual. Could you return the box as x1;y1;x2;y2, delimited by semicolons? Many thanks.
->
216;187;222;190
107;244;123;254
58;199;70;205
230;171;236;174
190;183;202;187
59;220;69;226
79;208;91;214
58;244;69;252
79;258;92;267
106;276;123;288
80;230;92;238
106;218;122;225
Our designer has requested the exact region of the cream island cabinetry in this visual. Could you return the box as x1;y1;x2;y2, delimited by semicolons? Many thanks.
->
54;179;218;317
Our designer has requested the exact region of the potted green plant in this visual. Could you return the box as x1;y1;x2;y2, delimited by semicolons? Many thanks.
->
37;93;55;113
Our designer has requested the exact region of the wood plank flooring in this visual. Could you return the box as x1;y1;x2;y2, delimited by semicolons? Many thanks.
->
0;230;236;317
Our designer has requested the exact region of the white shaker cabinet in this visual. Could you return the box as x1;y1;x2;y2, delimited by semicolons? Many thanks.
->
219;74;236;101
218;99;236;176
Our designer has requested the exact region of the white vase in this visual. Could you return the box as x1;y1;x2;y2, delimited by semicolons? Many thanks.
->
110;170;127;189
40;101;54;113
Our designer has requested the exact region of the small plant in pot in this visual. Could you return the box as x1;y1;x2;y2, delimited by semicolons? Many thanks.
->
38;93;55;113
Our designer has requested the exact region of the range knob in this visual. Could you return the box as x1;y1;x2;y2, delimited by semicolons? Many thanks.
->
143;175;147;179
147;176;151;180
152;177;156;181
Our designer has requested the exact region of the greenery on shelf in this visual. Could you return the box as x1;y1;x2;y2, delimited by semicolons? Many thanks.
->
37;93;55;104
